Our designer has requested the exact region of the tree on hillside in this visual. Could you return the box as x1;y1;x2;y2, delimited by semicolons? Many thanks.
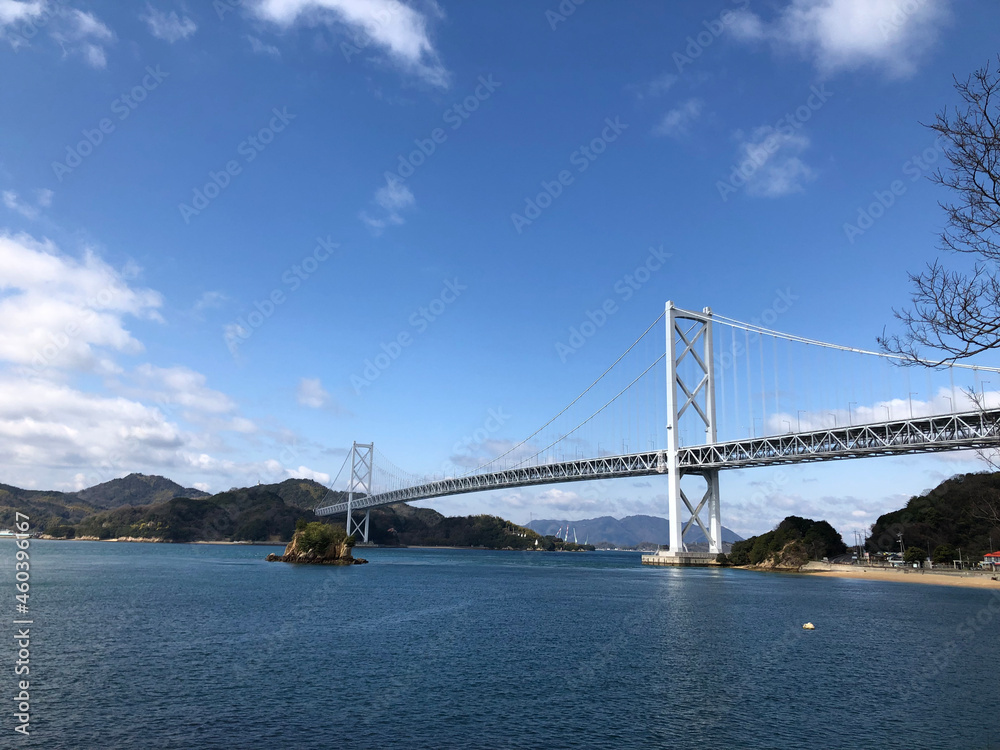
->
880;58;1000;365
933;544;958;564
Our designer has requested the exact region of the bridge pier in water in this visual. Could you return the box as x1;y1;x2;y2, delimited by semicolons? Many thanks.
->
644;303;723;567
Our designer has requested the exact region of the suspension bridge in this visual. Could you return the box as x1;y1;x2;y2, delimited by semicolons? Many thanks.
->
316;303;1000;565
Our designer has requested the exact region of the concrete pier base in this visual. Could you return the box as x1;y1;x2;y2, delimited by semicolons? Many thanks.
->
641;551;720;567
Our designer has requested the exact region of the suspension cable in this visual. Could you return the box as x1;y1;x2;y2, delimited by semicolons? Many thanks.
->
463;310;666;476
712;313;1000;373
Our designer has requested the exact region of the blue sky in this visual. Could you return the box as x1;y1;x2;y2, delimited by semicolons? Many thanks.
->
1;0;999;540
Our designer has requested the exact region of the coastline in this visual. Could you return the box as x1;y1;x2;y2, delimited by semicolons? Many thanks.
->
799;562;1000;589
19;536;285;546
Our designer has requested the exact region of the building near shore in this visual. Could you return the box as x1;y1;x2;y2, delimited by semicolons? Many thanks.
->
984;552;1000;570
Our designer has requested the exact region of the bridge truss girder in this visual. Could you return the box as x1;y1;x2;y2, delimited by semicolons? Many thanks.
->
315;410;1000;519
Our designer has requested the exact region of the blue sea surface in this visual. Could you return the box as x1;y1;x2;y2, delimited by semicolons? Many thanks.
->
1;540;998;749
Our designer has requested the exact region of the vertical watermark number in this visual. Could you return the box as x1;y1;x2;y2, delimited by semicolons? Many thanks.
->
12;513;31;737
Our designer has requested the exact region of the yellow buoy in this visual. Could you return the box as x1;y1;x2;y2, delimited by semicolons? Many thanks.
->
803;622;815;630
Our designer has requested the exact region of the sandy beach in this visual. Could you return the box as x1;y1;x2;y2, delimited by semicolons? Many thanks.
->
801;562;1000;589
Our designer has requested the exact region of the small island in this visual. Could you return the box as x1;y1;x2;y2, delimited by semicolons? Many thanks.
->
266;521;368;565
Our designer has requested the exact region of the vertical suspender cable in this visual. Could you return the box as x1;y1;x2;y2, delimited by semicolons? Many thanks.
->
758;330;766;434
745;328;753;436
772;335;780;436
719;323;728;442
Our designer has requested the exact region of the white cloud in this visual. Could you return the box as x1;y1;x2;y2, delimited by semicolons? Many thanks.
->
359;176;414;233
0;233;163;372
296;377;331;408
246;34;280;57
3;188;53;220
628;72;677;100
730;0;951;78
1;3;114;65
733;126;815;198
49;8;114;68
251;0;449;86
766;386;999;434
0;0;43;26
130;364;238;415
285;465;331;483
652;98;703;138
375;177;414;211
141;4;197;43
0;233;348;493
194;290;228;311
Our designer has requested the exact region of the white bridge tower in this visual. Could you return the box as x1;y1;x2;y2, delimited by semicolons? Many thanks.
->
657;302;723;565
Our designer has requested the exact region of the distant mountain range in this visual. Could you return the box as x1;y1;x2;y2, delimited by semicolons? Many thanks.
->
0;473;546;548
527;515;743;547
1;473;745;550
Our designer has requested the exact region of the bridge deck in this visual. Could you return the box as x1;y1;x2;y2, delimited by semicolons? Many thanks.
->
315;409;1000;517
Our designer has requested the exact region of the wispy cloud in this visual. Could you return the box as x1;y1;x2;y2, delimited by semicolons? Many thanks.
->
359;176;415;233
50;8;115;68
246;34;280;58
141;3;197;43
296;377;331;408
194;290;228;312
734;126;815;198
251;0;449;86
730;0;951;78
2;189;52;220
652;98;703;138
1;2;114;65
628;72;677;100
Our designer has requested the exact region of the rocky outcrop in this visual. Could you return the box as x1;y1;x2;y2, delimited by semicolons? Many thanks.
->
266;526;367;565
751;541;810;571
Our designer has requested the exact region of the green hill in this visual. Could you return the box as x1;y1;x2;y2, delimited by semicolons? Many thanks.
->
728;516;846;567
0;472;206;533
365;504;543;548
72;479;344;543
868;472;1000;558
76;473;209;509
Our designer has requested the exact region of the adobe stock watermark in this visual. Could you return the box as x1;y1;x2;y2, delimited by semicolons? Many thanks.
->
545;0;587;30
214;0;243;20
673;0;751;73
510;116;628;234
878;0;930;40
12;513;32;737
351;279;467;394
224;236;338;355
716;84;833;202
383;75;501;186
178;107;296;223
434;408;513;478
51;65;169;182
7;0;69;48
842;135;946;244
340;5;401;62
555;245;672;363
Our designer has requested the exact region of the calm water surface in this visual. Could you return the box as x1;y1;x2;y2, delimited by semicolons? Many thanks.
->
1;540;998;749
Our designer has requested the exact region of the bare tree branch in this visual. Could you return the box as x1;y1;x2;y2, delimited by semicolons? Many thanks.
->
881;57;1000;366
